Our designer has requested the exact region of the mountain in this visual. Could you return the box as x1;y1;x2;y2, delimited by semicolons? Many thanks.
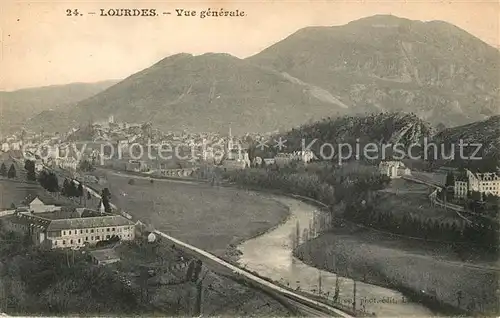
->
247;15;500;127
430;115;500;170
36;53;349;134
1;80;118;135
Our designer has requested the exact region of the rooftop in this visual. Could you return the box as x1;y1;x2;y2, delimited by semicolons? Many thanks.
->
46;215;134;231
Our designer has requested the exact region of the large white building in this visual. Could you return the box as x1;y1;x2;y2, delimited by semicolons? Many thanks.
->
378;161;411;179
4;210;135;249
456;170;500;198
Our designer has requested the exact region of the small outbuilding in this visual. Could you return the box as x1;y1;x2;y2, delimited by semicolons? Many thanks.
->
89;248;120;266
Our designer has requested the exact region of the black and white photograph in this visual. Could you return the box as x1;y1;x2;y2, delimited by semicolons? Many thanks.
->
0;1;499;316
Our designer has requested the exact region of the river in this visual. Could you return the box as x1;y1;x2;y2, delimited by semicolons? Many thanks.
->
89;170;433;316
237;196;434;317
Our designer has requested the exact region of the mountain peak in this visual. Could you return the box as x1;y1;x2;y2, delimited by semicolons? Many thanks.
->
347;14;413;27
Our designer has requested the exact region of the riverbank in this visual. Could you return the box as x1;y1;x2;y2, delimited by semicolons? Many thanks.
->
284;192;499;316
295;223;499;316
236;196;434;317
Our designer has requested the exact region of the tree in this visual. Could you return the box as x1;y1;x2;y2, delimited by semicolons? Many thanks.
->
62;179;70;196
0;163;6;176
69;181;78;197
436;123;446;132
46;172;59;192
77;183;84;197
101;188;112;213
26;169;36;181
445;172;455;187
7;164;16;179
79;160;95;172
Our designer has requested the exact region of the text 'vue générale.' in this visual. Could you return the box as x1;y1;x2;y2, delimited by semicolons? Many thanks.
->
174;8;246;18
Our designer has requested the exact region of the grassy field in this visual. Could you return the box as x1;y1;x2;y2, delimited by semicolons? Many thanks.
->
383;178;430;193
296;225;500;316
93;170;290;257
375;191;463;222
374;178;465;224
0;178;77;210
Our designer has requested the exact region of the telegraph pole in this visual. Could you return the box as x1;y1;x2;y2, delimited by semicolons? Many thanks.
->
318;269;322;295
192;270;208;316
353;278;357;312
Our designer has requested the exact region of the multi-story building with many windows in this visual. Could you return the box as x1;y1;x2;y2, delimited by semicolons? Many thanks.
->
453;170;500;199
466;170;500;197
4;210;135;249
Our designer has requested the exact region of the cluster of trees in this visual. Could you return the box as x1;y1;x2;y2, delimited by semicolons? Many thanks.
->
464;193;499;218
345;199;499;250
223;167;337;206
61;179;84;198
0;162;17;179
38;170;60;192
223;162;389;209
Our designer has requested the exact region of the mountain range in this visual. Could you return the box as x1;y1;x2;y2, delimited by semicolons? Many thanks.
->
34;53;346;134
0;81;118;136
248;15;499;127
15;15;500;135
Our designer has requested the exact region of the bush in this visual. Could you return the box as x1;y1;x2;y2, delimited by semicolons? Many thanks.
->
128;179;135;185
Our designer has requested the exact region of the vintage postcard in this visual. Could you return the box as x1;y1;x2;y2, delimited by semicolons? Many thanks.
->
0;0;499;317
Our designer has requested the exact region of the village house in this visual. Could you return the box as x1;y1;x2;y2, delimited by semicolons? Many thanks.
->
89;248;121;266
274;150;315;167
55;157;79;170
27;196;61;213
1;143;9;152
35;159;44;172
263;158;276;166
126;159;148;172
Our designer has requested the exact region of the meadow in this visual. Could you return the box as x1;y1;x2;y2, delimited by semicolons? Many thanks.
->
95;171;290;257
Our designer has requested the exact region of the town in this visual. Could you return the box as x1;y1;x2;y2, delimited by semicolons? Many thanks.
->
1;5;499;318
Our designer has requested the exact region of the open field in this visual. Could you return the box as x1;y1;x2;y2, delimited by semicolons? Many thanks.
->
410;171;447;186
93;170;290;257
296;224;500;316
381;178;430;193
0;179;62;209
375;189;464;223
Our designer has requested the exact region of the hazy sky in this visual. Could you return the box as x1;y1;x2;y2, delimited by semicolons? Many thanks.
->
1;0;499;91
